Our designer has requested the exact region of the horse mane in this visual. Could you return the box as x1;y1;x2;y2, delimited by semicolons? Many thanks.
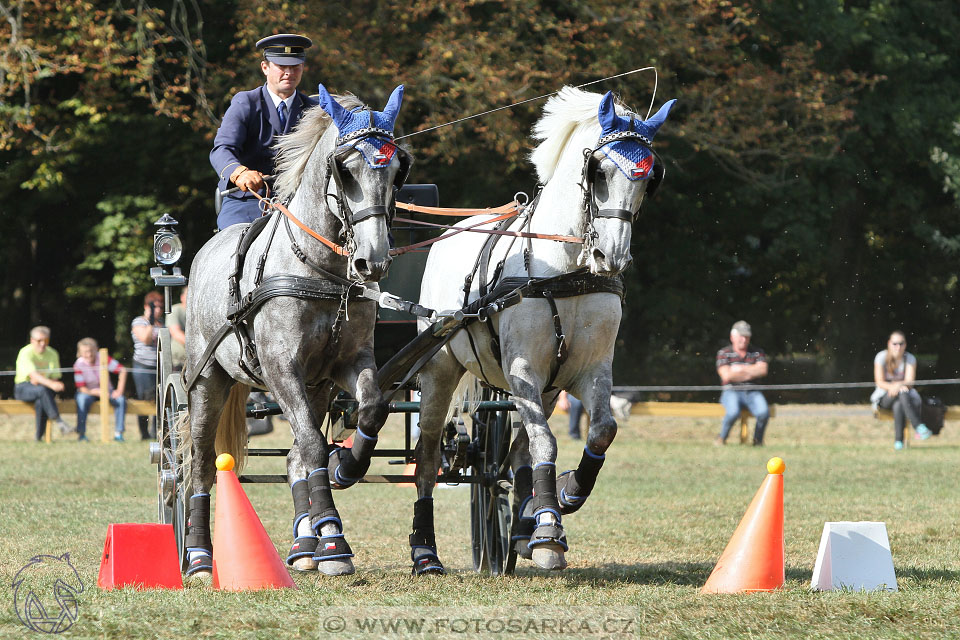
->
274;93;366;201
529;86;633;184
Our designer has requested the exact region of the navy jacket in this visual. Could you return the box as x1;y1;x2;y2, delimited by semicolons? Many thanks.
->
210;85;319;192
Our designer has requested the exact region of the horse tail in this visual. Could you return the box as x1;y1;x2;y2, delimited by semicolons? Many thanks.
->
174;383;250;482
216;383;250;474
175;409;193;490
447;373;481;424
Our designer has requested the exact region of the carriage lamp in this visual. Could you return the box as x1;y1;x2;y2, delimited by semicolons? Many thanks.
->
153;213;183;265
150;213;187;289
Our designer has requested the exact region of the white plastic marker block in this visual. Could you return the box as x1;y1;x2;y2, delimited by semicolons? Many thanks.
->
811;521;898;591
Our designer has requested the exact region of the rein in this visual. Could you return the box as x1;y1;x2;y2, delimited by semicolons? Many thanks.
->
388;199;583;257
389;210;522;256
250;190;351;256
394;201;520;217
392;215;583;250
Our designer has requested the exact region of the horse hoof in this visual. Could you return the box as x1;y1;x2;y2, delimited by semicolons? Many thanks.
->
412;555;445;577
531;544;567;571
291;557;318;572
317;558;355;576
184;570;213;586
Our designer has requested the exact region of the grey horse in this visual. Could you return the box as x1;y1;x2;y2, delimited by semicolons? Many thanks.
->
179;84;408;580
410;87;675;574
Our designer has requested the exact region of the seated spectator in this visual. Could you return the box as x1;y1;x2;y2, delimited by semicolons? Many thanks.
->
14;326;73;441
715;320;770;446
73;338;128;442
871;330;932;450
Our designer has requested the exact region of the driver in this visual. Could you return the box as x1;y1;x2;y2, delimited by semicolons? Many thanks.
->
210;33;318;229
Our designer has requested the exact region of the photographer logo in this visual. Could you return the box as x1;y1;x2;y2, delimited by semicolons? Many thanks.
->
11;553;84;634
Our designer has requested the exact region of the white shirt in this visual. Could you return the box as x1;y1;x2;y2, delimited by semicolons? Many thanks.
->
266;87;294;113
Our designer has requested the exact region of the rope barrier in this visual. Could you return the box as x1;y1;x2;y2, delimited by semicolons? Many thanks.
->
0;366;157;376
2;365;957;392
612;379;960;393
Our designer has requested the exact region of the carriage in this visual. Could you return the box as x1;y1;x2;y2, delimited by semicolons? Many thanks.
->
147;83;675;580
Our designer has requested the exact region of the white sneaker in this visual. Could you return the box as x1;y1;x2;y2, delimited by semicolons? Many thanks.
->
57;420;75;435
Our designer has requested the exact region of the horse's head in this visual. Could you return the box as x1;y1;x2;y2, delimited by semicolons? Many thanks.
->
318;83;411;282
579;92;676;276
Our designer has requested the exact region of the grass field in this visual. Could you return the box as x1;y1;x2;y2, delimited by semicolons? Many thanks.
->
1;405;958;639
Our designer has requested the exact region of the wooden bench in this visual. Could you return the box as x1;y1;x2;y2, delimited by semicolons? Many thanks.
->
874;406;959;441
0;398;155;442
874;407;960;420
628;401;777;444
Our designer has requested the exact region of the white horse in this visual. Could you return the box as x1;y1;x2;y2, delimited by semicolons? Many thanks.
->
409;87;675;573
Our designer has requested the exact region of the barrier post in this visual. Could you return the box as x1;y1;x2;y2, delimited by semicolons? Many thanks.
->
739;413;749;444
100;348;110;443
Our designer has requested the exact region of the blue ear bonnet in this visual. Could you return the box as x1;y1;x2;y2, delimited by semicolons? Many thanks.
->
334;108;397;139
316;83;405;169
596;93;676;181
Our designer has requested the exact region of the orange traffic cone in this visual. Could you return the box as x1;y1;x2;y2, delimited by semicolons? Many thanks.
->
701;457;786;593
211;454;296;591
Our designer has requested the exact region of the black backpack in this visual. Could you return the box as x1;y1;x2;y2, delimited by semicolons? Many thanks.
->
921;396;947;435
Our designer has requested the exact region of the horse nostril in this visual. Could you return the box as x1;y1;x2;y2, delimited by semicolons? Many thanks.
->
591;248;607;264
353;258;371;276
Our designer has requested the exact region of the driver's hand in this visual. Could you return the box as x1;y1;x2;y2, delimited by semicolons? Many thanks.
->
230;166;265;193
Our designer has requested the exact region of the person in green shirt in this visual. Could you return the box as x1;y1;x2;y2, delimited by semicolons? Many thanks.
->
14;326;73;441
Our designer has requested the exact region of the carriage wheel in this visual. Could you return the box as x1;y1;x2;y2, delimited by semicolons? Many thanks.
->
469;390;514;575
155;329;173;430
156;372;189;572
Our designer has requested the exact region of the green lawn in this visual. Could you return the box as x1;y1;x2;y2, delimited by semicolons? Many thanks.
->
0;406;957;639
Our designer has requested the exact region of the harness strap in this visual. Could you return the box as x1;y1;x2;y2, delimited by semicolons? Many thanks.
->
388;210;523;256
282;216;356;287
391;215;581;246
182;275;368;394
350;204;390;224
228;220;271;384
594;208;634;221
183;322;234;395
395;200;520;217
376;271;603;398
254;212;283;287
542;291;567;391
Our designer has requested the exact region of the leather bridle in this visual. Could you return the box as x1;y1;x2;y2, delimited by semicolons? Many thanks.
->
323;111;413;244
579;128;664;224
